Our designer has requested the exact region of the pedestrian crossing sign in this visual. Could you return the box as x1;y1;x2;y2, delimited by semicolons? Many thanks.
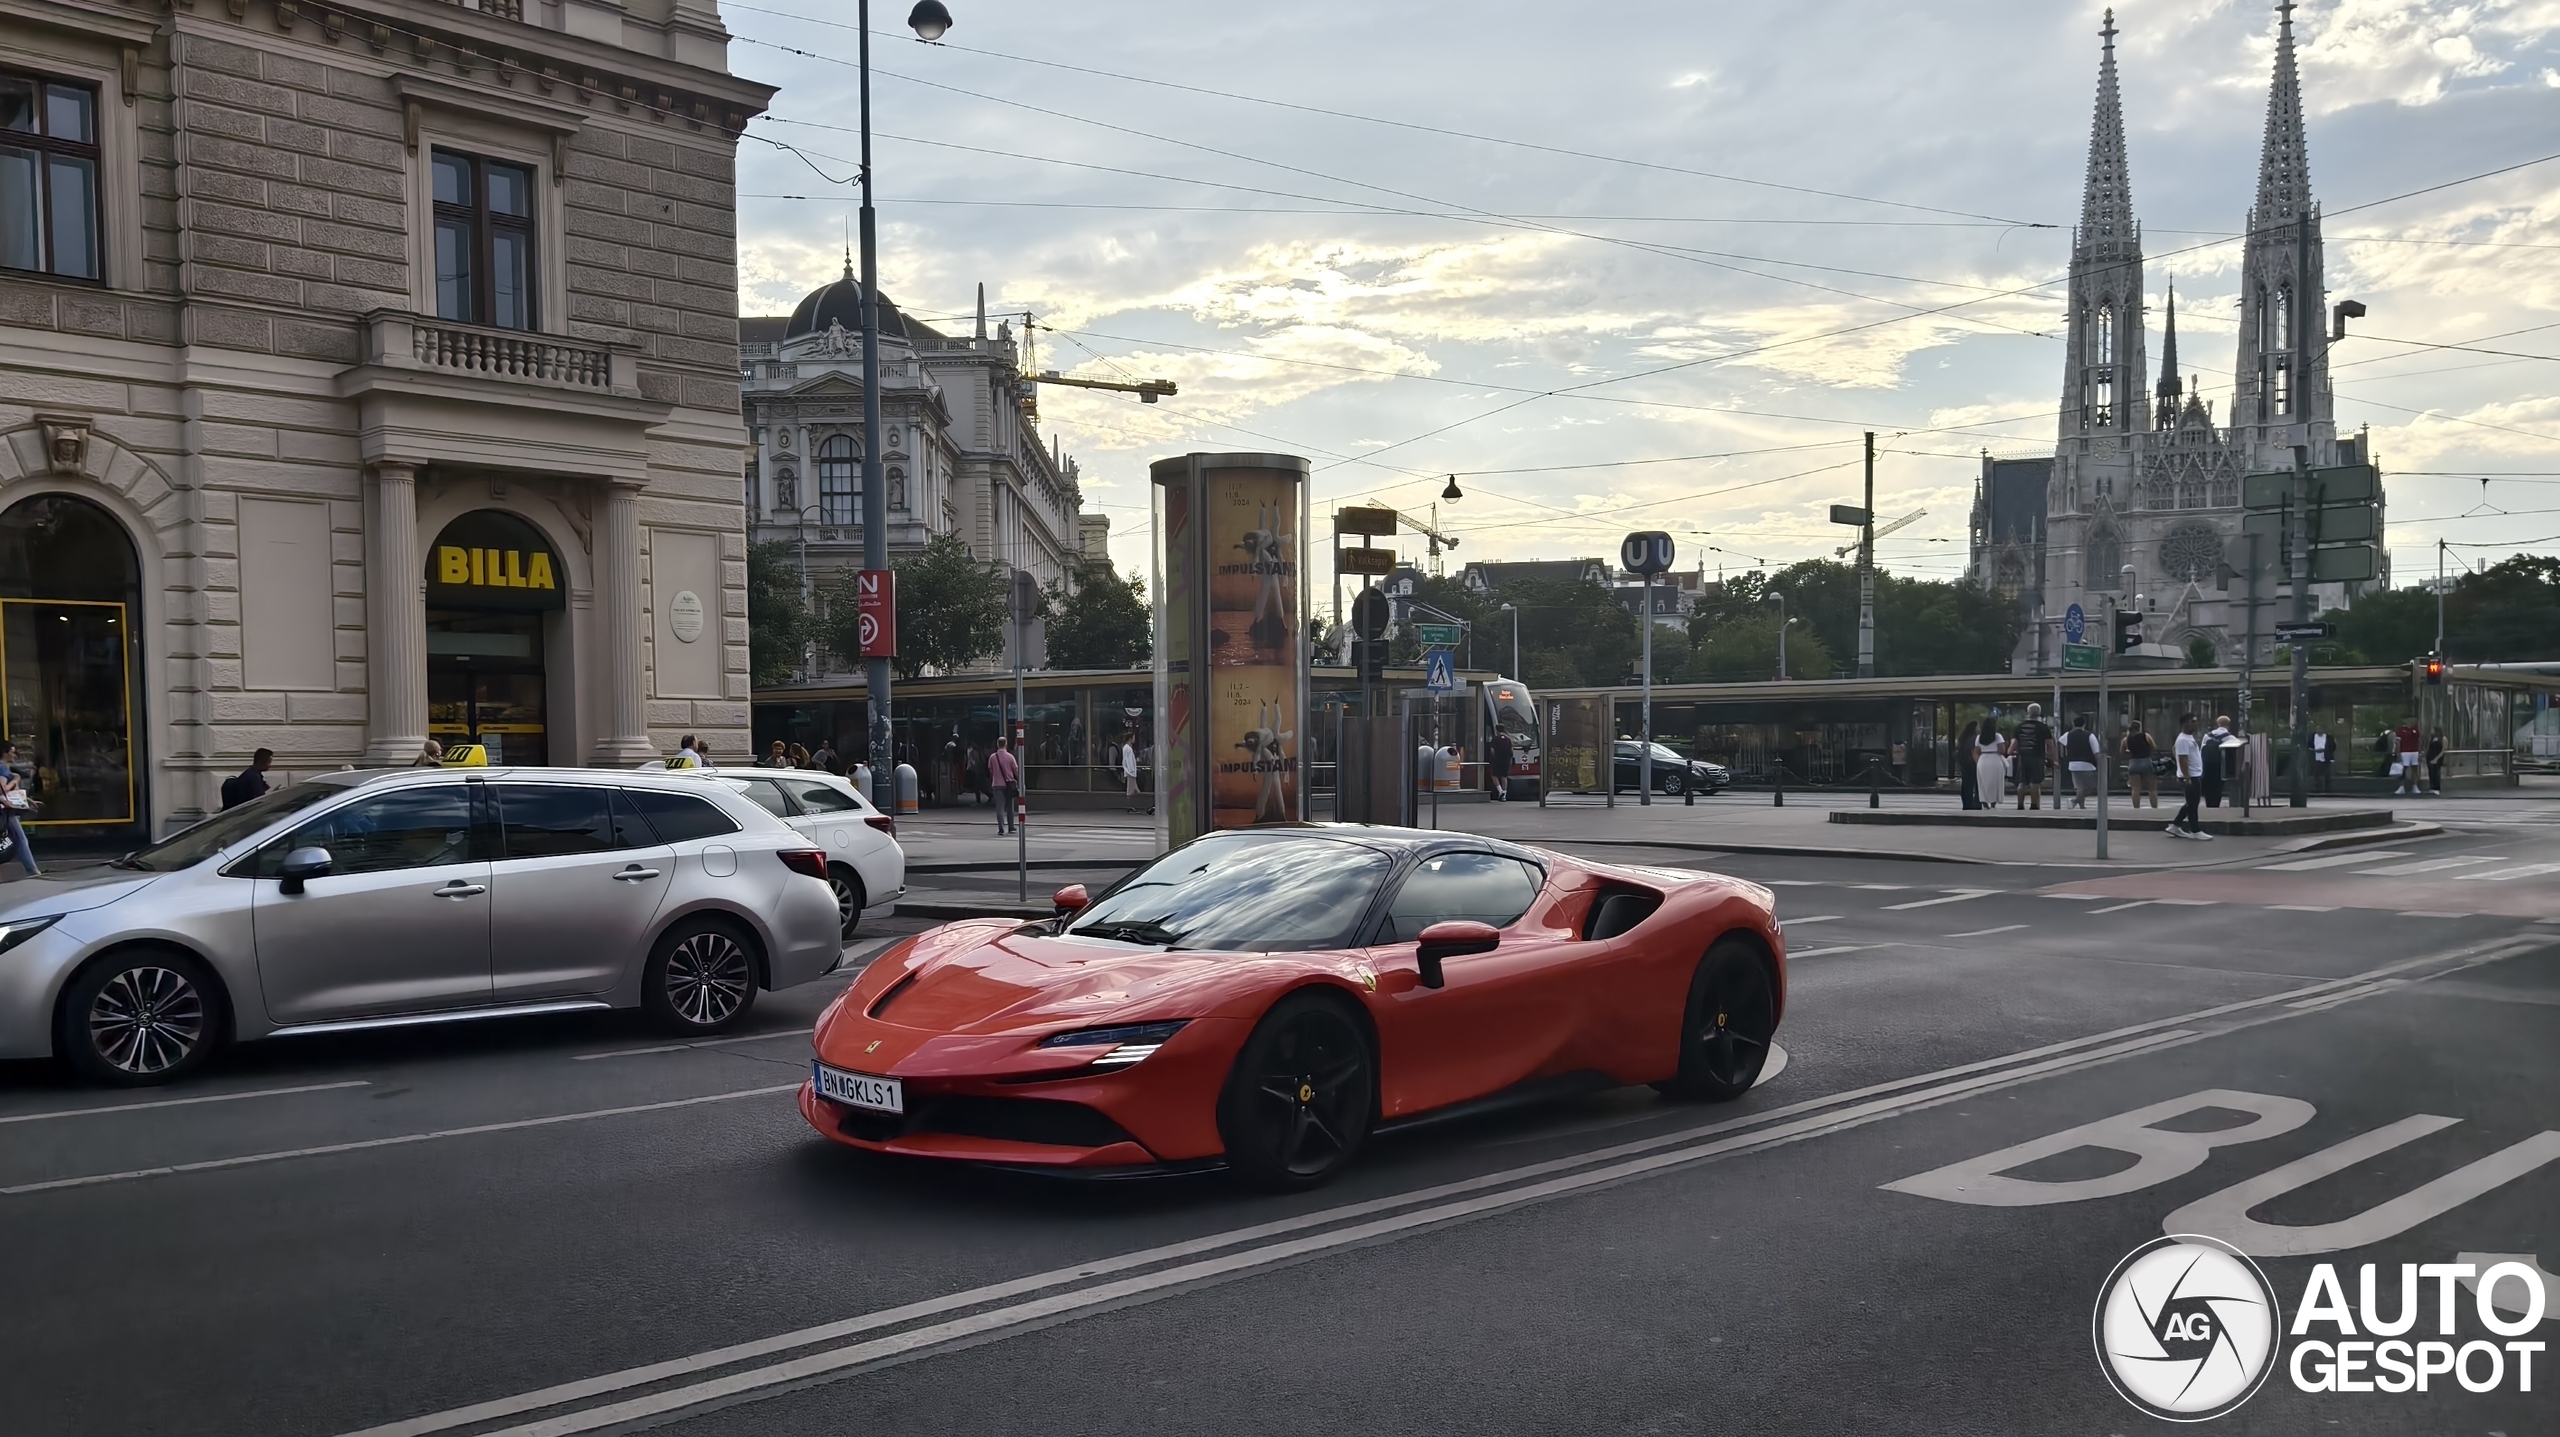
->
1424;650;1456;693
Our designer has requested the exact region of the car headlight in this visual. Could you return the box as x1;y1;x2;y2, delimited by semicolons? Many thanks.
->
0;915;62;954
1036;1020;1189;1068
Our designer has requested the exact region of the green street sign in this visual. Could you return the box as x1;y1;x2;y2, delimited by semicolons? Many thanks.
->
1415;623;1462;648
2310;545;2376;582
2064;643;2104;671
2243;463;2379;512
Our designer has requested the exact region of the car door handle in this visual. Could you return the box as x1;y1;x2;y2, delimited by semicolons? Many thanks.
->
612;866;662;882
434;882;487;898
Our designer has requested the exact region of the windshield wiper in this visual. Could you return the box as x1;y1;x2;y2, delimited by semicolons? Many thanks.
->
107;854;150;871
1074;920;1183;947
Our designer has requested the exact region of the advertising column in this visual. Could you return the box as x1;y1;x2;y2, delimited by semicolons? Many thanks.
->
1152;453;1308;849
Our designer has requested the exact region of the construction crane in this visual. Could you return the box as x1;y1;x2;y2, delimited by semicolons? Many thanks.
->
1029;371;1177;403
1836;507;1927;559
1405;503;1459;577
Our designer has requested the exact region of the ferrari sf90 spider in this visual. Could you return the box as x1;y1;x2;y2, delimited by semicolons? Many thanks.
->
799;826;1785;1189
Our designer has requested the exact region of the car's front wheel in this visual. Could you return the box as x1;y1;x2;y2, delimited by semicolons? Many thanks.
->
828;864;867;940
1659;771;1686;796
1657;937;1776;1101
1218;992;1375;1192
642;919;760;1035
58;947;224;1086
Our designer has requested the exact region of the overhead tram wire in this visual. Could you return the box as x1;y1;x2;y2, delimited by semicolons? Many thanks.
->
739;194;2017;226
727;4;2047;227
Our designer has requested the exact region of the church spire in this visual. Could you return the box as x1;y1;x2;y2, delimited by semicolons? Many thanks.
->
2231;0;2332;451
2078;9;2134;256
2255;1;2312;223
2155;279;2182;416
2056;9;2150;444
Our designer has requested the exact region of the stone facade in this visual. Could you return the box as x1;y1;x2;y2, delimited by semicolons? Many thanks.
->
1972;6;2385;674
0;0;770;837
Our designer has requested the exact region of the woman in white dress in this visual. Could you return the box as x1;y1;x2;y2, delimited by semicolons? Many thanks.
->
1974;721;2008;809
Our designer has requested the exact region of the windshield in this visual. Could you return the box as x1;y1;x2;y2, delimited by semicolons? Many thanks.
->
1067;831;1391;952
114;778;354;872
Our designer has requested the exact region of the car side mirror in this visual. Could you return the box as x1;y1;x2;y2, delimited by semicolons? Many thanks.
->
1413;919;1499;989
278;846;333;895
1052;883;1090;915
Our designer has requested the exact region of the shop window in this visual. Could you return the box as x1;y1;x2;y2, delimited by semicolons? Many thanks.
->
432;148;537;330
0;494;142;834
0;69;102;280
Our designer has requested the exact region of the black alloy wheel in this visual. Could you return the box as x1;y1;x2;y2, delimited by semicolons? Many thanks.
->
828;864;866;940
1658;937;1776;1101
1218;992;1375;1191
642;919;760;1035
59;949;222;1086
1659;770;1686;796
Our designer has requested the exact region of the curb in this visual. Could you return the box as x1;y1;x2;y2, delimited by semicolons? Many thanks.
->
1826;807;2395;837
2271;821;2448;854
1528;837;1994;866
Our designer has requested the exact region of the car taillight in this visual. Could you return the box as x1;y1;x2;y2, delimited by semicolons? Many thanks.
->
777;848;828;880
864;815;896;835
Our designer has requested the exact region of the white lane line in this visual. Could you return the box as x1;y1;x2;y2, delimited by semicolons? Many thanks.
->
2458;862;2560;882
1851;884;1909;891
1778;915;1843;926
0;1080;370;1126
2267;904;2340;912
0;1083;798;1197
2353;856;2504;876
2088;900;2158;915
1883;890;1995;911
573;1030;814;1062
2397;910;2472;919
2153;898;2220;907
1785;944;1879;959
1766;879;1820;886
1944;924;2028;939
2259;850;2410;871
2040;892;2107;900
2287;981;2399;1012
402;1027;2205;1437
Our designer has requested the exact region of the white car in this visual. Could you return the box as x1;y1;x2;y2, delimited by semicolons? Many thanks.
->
684;769;905;937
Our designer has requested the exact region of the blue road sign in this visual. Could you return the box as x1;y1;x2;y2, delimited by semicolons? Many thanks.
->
2063;603;2087;645
1424;649;1456;693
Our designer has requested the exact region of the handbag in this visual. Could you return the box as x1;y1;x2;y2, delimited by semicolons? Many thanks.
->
1;788;28;811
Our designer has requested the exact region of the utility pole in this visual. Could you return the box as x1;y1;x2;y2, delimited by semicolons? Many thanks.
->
1858;431;1876;678
1639;566;1654;806
856;0;894;804
2287;206;2314;809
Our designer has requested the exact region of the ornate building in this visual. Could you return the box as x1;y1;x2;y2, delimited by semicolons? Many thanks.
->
1972;4;2384;672
739;278;1091;675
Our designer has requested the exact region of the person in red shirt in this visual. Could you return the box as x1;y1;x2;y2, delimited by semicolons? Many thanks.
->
987;736;1022;835
2392;717;2424;796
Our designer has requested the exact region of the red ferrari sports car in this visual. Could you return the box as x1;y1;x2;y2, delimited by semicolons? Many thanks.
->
798;825;1785;1189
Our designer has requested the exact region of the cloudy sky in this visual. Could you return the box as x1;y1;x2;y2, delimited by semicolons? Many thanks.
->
720;0;2560;600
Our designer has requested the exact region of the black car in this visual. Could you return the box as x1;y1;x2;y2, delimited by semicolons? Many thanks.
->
1610;741;1730;797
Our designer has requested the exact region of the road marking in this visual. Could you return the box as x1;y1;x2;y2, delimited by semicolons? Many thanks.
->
2286;980;2398;1011
2353;856;2505;876
2152;898;2219;907
573;1029;815;1062
2040;892;2107;900
0;1083;799;1197
2397;911;2472;919
2267;904;2339;912
1766;880;1820;886
1851;884;1909;891
1883;889;1994;911
2088;900;2157;915
0;1080;370;1126
1945;924;2028;939
345;932;2557;1437
2458;862;2560;882
2259;850;2411;871
1785;944;1878;959
1778;915;1842;927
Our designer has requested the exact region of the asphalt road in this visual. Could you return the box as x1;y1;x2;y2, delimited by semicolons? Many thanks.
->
2;827;2554;1436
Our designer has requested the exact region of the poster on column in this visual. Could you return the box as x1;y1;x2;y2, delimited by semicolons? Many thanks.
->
1154;475;1198;844
1203;464;1301;830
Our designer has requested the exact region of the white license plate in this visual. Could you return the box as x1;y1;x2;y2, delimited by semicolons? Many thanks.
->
813;1061;903;1114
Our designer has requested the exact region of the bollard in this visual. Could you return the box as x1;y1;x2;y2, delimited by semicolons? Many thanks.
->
1684;774;1694;807
1869;757;1881;809
1773;761;1785;807
895;762;919;816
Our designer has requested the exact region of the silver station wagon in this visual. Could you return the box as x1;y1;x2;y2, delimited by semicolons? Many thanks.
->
0;768;844;1085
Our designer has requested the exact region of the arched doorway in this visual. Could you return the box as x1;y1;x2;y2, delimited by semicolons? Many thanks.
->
425;509;564;765
0;494;146;839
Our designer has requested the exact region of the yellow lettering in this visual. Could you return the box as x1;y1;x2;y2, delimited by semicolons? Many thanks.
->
526;551;555;590
469;548;485;586
438;547;470;584
504;550;525;587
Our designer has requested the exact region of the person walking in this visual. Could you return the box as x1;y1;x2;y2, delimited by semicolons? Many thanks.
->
2426;728;2447;795
2201;715;2234;808
1973;720;2008;811
2168;713;2210;839
220;748;274;810
2064;715;2099;809
988;736;1022;836
1487;729;1514;802
1120;733;1144;812
2392;716;2424;795
2121;721;2155;808
415;739;445;767
2311;729;2334;794
0;743;39;877
1957;719;1980;810
2012;704;2052;811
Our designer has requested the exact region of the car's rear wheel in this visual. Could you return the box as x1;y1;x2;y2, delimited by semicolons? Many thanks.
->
1218;992;1374;1192
58;947;224;1087
1657;937;1776;1101
828;864;866;940
643;918;760;1035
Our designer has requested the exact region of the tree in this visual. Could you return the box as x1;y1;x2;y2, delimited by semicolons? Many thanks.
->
2185;635;2218;668
821;531;1007;680
1680;613;1833;683
1044;560;1151;670
745;540;811;687
1493;576;1640;686
2324;557;2560;666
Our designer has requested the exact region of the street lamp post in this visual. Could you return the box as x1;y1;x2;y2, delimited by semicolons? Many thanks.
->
1500;602;1519;679
857;0;957;803
1765;590;1788;681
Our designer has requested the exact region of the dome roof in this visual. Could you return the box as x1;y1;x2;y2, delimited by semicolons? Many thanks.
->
784;265;912;342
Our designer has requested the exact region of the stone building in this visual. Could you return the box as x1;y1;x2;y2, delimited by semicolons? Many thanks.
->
0;0;769;840
1970;5;2383;672
738;281;1087;677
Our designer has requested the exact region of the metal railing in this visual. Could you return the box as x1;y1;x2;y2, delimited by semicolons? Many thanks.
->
414;322;611;388
439;0;525;20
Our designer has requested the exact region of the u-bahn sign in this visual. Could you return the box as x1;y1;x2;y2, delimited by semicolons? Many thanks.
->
1620;530;1676;577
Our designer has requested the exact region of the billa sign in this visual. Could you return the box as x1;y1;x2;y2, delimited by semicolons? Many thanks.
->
426;509;564;612
856;568;896;659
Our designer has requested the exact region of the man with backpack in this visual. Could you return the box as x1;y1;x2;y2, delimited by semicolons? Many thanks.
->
2063;716;2100;808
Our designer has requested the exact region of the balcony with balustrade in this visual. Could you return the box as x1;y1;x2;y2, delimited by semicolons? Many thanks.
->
338;310;670;482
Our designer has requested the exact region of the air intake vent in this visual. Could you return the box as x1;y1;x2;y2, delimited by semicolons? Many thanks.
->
1585;887;1662;942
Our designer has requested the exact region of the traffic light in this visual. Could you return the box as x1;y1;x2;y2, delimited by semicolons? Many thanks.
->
2423;656;2445;685
2113;607;2144;655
